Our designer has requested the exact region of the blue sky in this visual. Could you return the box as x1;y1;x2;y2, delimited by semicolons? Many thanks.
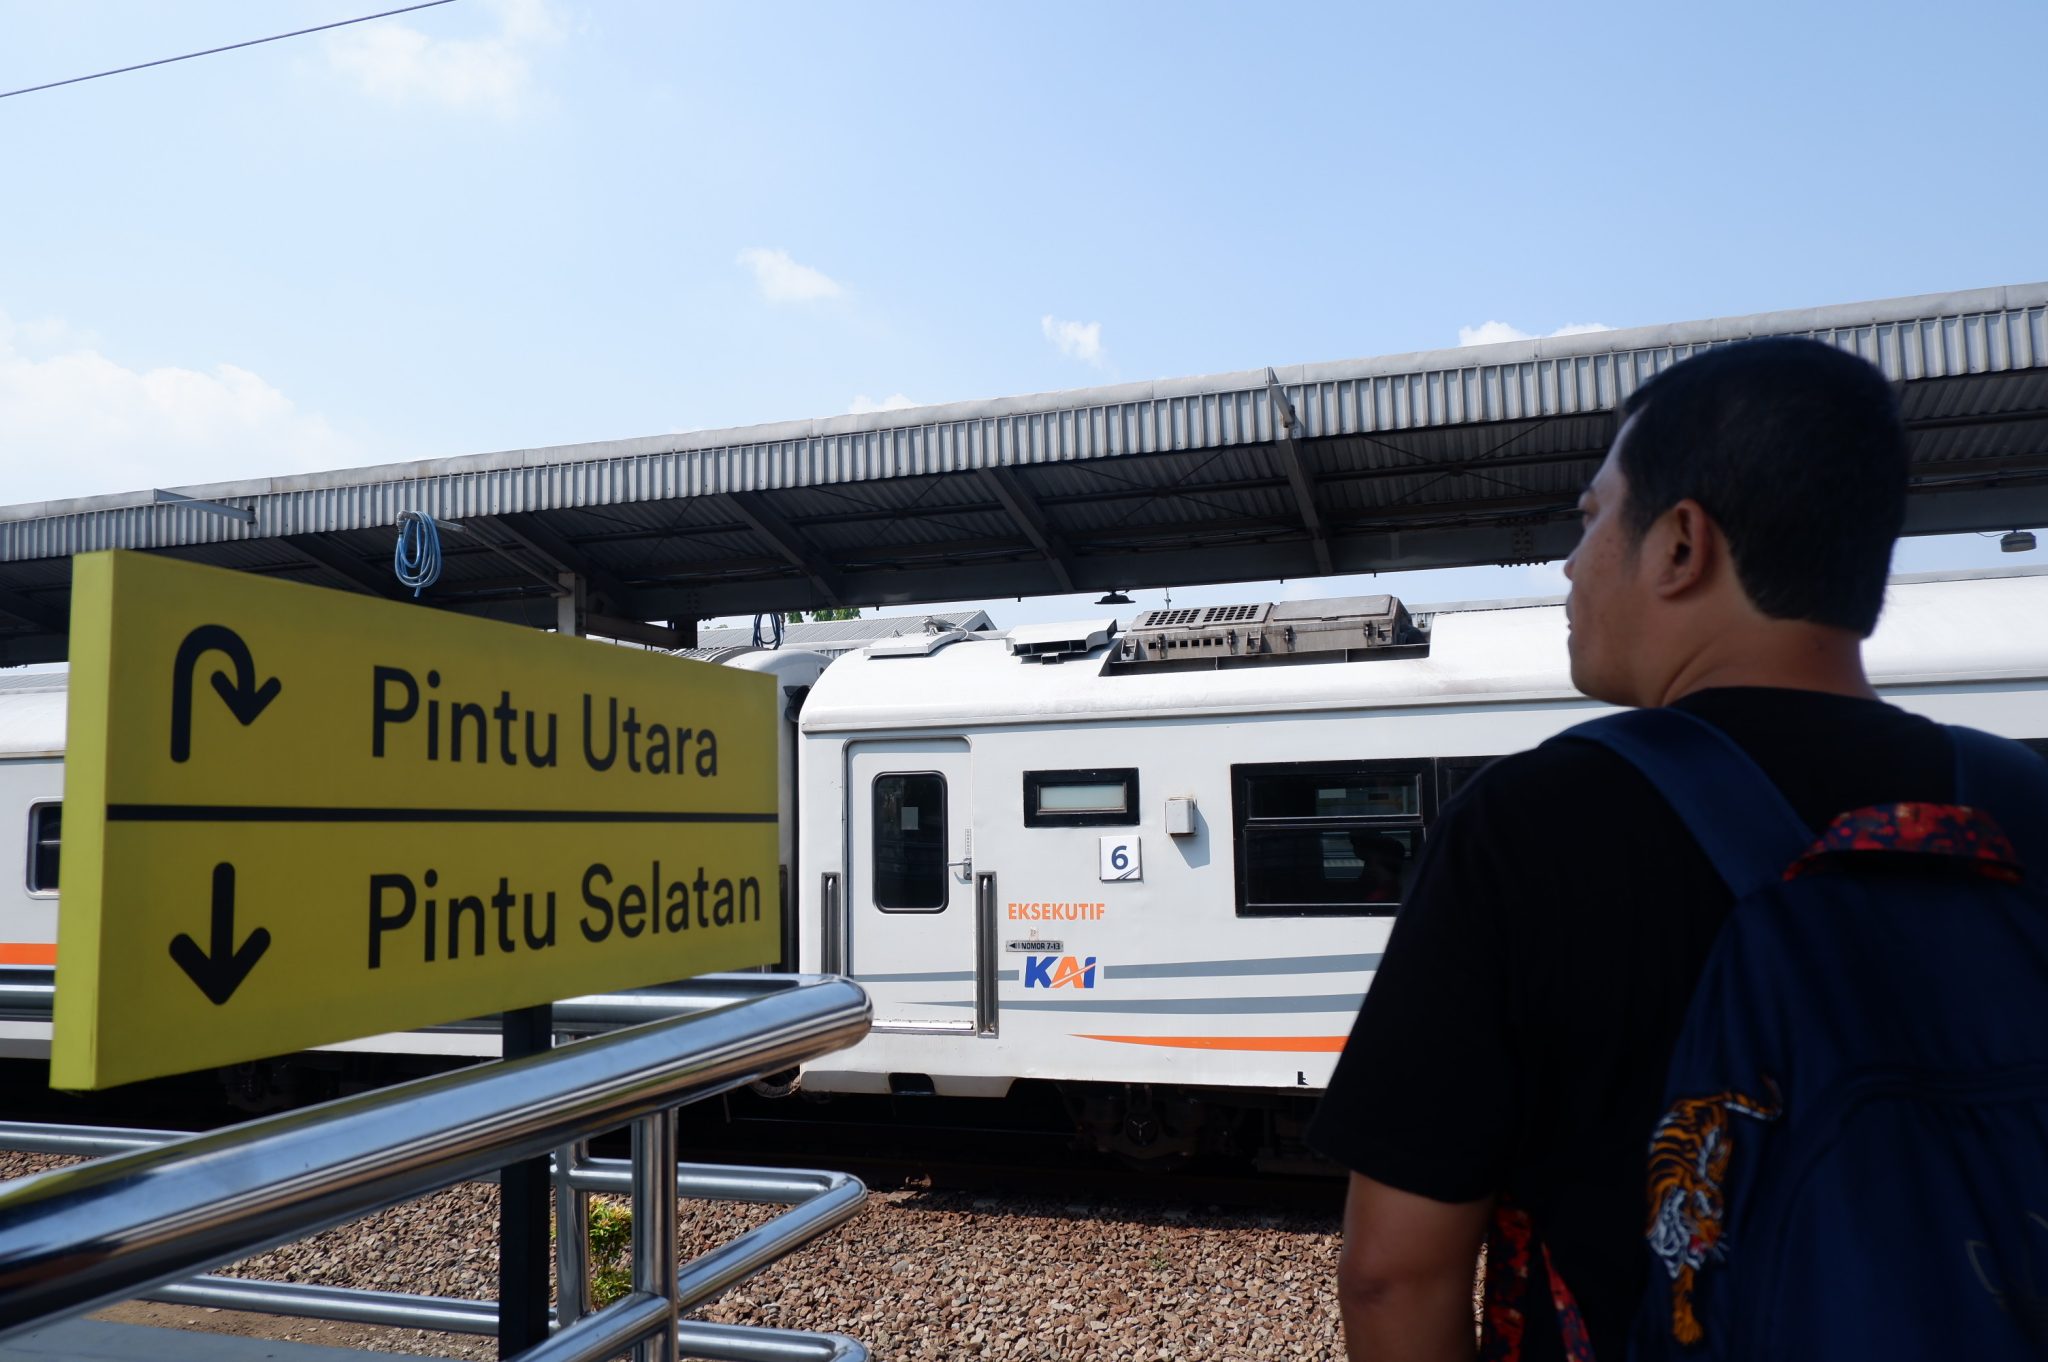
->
2;0;2043;624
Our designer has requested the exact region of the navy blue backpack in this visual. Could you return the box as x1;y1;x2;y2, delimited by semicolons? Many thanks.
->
1568;708;2048;1360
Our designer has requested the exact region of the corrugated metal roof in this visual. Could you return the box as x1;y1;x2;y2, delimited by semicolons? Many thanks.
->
1;282;2044;664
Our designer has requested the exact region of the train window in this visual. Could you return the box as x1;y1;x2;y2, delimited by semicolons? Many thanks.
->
26;802;59;894
871;773;948;911
1232;762;1429;917
1436;756;1501;805
2023;739;2048;761
1242;769;1419;820
1022;768;1140;827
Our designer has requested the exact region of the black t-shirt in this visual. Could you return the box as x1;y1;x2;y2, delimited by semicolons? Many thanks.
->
1306;687;1955;1362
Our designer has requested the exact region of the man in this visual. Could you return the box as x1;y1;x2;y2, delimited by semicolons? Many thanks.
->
1308;338;1942;1361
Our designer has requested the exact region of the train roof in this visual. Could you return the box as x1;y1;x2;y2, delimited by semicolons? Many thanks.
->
0;668;66;759
799;567;2048;733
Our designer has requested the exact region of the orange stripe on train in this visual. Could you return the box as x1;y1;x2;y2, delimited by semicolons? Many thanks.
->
1076;1034;1346;1053
0;944;56;966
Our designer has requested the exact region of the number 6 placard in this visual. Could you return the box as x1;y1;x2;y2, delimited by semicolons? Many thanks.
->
1099;836;1141;882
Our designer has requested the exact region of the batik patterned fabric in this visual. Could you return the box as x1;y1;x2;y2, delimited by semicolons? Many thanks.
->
1785;802;2022;884
1482;1202;1596;1362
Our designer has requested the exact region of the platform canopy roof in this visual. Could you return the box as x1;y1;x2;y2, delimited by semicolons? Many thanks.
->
1;281;2044;663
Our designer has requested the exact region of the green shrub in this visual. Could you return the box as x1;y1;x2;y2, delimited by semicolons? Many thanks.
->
585;1197;633;1307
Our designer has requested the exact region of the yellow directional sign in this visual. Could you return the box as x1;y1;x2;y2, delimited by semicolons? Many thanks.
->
55;551;780;1090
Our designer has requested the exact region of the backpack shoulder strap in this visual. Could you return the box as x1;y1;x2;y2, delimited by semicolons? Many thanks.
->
1949;727;2048;871
1558;708;1814;899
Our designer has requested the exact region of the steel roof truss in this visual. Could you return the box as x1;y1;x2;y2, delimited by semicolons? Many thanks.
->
1265;370;1333;576
974;466;1078;592
724;491;846;607
280;533;406;599
469;514;639;615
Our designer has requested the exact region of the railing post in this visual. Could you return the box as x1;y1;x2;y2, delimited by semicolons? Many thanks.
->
631;1109;679;1362
553;1138;592;1328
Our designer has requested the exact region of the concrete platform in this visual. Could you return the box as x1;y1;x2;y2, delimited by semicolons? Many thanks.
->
0;1319;430;1361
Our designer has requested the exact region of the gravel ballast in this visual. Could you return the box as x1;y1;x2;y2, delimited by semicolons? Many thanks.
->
3;1151;1348;1358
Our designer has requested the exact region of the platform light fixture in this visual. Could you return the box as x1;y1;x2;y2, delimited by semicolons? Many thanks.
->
1095;590;1133;605
2001;530;2037;553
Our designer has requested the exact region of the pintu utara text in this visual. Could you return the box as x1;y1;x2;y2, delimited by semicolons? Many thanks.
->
371;666;720;775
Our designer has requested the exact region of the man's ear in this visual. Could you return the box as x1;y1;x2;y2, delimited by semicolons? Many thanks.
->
1649;498;1717;598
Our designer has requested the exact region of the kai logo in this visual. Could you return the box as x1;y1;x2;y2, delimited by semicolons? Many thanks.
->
1024;954;1098;989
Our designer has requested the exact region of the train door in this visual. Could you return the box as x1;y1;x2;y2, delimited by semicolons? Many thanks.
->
845;739;978;1032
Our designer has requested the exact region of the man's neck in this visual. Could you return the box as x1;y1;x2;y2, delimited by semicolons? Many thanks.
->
1652;622;1876;708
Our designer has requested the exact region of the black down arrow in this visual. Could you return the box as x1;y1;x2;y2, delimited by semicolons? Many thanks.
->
170;624;281;763
169;863;271;1006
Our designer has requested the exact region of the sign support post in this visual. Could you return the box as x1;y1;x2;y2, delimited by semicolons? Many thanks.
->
502;574;577;1359
498;1004;554;1359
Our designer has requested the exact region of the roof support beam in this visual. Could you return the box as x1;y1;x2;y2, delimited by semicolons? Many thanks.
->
470;515;642;616
282;534;406;599
0;585;62;632
975;467;1076;592
584;612;689;651
1266;369;1334;577
724;492;845;607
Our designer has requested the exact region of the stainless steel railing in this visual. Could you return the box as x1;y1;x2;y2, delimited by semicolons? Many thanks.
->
0;974;872;1361
0;966;808;1030
0;1120;869;1352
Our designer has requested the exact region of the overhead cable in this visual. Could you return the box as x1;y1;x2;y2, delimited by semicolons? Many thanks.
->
0;0;459;102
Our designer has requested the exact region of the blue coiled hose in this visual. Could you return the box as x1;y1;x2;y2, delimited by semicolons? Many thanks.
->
393;511;443;597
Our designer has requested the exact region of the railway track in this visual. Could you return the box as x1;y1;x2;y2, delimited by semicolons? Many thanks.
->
1;1056;1344;1215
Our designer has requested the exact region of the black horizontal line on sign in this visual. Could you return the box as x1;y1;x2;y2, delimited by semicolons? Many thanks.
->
105;805;778;825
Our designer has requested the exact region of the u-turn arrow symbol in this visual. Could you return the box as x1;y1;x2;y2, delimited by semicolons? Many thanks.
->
169;624;281;762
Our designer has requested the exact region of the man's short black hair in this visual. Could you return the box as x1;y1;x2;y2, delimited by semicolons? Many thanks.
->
1615;336;1907;637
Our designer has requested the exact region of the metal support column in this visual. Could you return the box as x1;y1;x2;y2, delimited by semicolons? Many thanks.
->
632;1109;680;1362
556;571;585;637
553;1137;592;1328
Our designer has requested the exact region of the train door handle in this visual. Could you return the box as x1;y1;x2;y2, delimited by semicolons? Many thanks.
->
820;872;845;976
973;871;998;1038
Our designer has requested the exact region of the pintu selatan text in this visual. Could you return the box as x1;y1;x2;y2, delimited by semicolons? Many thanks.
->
368;863;764;967
371;666;719;775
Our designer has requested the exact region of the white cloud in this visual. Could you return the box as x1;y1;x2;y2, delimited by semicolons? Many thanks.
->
1456;319;1613;348
848;393;917;414
736;248;845;303
1041;315;1106;366
323;0;561;117
0;309;357;505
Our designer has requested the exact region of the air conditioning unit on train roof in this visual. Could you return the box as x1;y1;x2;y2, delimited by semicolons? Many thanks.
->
1103;594;1428;673
1005;617;1119;663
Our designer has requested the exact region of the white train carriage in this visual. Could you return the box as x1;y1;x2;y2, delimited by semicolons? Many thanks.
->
0;671;63;1057
791;568;2048;1153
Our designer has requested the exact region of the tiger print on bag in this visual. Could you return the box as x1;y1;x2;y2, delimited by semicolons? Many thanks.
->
1644;1080;1784;1345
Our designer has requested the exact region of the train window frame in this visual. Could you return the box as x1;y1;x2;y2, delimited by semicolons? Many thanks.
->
1435;755;1501;806
1230;760;1433;918
1022;768;1140;828
870;771;950;913
25;801;58;897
